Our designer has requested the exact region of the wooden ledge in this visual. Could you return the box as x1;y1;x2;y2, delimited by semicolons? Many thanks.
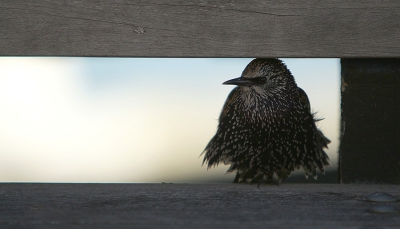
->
1;183;399;228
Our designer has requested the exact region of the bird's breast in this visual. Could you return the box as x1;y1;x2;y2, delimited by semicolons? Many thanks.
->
233;88;299;129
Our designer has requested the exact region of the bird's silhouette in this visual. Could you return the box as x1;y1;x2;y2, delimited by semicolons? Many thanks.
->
202;58;330;184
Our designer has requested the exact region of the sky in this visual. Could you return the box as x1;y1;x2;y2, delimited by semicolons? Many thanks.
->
0;58;340;183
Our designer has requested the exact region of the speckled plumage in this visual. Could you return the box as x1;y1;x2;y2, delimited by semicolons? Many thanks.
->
202;58;330;183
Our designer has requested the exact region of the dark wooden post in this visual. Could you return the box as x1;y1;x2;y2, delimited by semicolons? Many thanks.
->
340;59;400;184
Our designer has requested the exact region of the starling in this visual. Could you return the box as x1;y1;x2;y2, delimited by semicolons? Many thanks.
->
202;58;330;184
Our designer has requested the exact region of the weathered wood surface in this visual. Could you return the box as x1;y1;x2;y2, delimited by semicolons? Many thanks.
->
1;0;400;57
340;59;400;184
1;183;399;228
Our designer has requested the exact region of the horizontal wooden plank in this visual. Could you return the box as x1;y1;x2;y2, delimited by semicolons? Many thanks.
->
1;0;400;57
1;183;399;228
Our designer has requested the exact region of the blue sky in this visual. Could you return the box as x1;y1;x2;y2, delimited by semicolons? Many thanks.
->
0;58;340;182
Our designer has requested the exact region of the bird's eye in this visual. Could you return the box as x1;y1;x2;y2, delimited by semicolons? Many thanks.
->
258;77;267;84
248;76;267;85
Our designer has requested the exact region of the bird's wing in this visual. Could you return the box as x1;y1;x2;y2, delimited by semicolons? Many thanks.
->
219;87;240;122
297;87;311;113
298;86;331;148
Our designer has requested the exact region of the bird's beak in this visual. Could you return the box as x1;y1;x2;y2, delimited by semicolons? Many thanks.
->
223;77;253;86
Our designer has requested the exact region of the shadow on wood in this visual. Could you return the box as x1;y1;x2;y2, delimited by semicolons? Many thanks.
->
340;59;400;184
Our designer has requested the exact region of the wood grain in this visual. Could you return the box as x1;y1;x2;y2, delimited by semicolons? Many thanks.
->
1;0;400;57
1;183;399;228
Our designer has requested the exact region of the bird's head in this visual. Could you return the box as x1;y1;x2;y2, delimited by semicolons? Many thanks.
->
223;58;296;92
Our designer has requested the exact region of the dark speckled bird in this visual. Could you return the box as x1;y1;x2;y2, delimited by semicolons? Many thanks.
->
202;58;330;184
